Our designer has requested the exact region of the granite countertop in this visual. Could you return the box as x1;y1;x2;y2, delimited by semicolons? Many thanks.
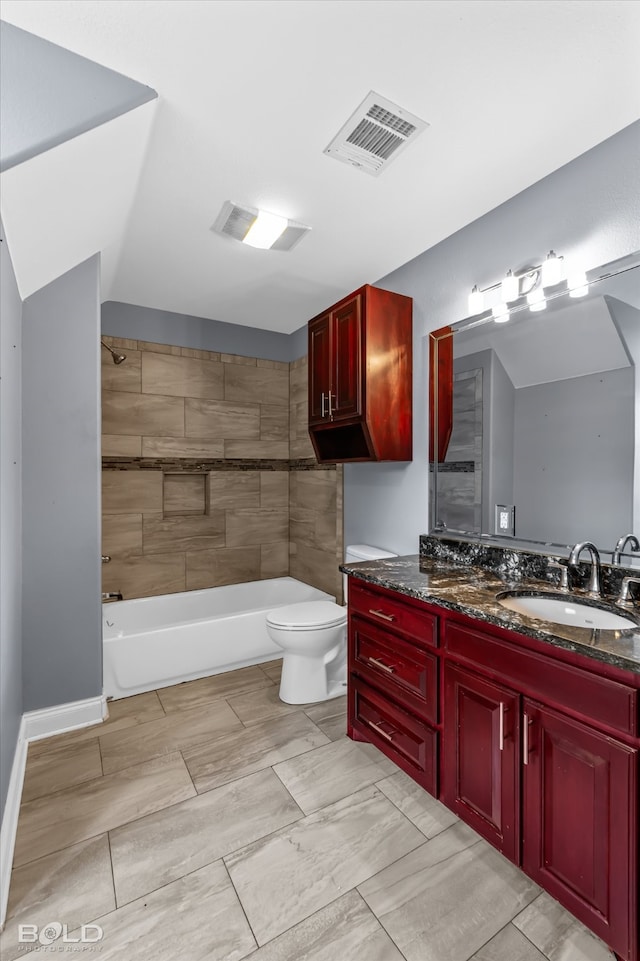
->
340;554;640;676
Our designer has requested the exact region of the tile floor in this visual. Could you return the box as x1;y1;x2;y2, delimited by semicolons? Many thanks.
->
1;661;617;960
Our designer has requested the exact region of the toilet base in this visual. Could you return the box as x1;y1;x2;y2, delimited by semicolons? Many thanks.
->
278;650;347;705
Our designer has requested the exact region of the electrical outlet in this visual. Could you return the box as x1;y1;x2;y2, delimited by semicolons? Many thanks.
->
495;504;516;536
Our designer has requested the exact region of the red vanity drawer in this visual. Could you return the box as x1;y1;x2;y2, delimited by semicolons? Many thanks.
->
349;580;437;648
351;615;438;723
350;676;437;794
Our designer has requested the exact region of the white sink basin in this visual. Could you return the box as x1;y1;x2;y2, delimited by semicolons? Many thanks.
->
496;592;639;630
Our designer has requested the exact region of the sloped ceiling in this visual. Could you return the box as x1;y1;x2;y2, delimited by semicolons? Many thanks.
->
2;1;640;331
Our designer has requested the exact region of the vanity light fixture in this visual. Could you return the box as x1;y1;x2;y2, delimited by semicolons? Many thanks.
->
526;287;546;312
468;285;484;314
541;250;564;287
568;269;589;297
500;270;519;304
492;302;510;323
467;249;588;317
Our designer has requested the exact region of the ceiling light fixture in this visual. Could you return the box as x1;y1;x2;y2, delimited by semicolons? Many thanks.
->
467;249;587;317
211;201;311;252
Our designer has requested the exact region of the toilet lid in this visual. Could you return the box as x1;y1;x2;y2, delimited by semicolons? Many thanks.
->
267;601;347;630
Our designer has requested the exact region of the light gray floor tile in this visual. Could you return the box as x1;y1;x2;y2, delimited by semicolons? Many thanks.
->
227;685;301;725
376;769;459;838
13;753;195;866
471;923;547;961
513;892;617;961
0;836;115;961
359;822;540;961
27;691;166;754
157;665;274;713
245;890;405;961
273;737;396;814
100;698;243;774
225;785;425;946
22;737;103;802
303;697;347;741
184;712;329;793
110;768;303;905
92;859;256;961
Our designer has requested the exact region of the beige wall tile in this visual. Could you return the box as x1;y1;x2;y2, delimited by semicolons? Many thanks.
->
101;348;142;393
289;507;316;547
260;471;289;508
257;358;289;370
138;341;182;355
163;474;206;515
102;553;186;599
102;472;163;514
142;352;224;400
289;358;308;407
185;398;260;440
102;513;143;558
290;470;337;512
180;347;221;361
260;404;289;441
206;472;260;510
289;544;339;598
186;547;261;589
315;511;338;552
226;509;289;547
221;354;256;366
102;337;138;351
224;439;289;459
103;390;185;437
143;513;225;554
141;436;224;458
102;434;142;457
261;543;290;578
290;402;315;459
225;363;289;406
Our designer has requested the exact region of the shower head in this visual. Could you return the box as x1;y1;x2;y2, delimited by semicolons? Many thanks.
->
101;340;126;365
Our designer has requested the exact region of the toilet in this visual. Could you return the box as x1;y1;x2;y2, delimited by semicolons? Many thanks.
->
266;545;397;704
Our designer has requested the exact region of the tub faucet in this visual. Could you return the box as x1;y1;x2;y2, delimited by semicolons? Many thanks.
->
102;591;123;601
568;541;601;597
612;533;640;566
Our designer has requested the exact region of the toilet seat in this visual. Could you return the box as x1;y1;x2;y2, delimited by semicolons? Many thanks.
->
266;601;346;631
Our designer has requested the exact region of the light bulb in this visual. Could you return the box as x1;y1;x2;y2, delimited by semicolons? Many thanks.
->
243;210;288;249
493;303;510;323
568;270;589;298
541;250;563;287
501;270;519;303
468;285;484;315
527;288;546;312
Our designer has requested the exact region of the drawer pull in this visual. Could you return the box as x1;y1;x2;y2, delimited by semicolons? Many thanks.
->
369;608;396;622
523;713;532;765
499;701;505;752
369;656;396;674
368;720;395;742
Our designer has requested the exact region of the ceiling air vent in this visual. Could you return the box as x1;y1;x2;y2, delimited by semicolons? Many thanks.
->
324;91;428;176
211;202;310;251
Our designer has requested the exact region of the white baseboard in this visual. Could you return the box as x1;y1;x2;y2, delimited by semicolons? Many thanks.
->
0;717;27;930
0;694;107;928
23;694;107;743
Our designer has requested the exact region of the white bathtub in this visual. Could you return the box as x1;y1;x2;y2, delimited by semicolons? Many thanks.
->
102;577;336;700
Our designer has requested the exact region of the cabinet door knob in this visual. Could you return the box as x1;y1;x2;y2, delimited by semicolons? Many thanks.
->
368;608;396;622
369;720;395;742
369;656;396;674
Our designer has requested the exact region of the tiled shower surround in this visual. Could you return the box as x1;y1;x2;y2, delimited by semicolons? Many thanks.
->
101;338;343;602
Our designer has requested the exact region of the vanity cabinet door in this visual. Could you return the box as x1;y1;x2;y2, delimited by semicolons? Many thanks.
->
442;662;520;862
308;313;331;425
331;294;362;422
522;700;637;961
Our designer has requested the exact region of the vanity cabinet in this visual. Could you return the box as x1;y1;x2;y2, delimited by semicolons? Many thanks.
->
307;285;412;463
347;577;639;961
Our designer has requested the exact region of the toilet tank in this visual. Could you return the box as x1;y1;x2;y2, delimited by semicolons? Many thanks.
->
343;544;397;604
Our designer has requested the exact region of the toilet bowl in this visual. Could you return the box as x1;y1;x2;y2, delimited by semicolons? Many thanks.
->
266;545;397;704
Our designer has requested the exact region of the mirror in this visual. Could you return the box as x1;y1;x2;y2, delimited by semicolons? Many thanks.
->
429;250;640;563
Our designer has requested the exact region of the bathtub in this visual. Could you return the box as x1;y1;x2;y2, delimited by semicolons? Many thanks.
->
103;577;336;700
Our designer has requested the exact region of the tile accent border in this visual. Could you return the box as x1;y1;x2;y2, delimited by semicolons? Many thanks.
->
0;695;107;926
102;457;333;472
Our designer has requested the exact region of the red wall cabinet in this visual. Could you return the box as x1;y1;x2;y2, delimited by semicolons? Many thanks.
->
308;285;412;463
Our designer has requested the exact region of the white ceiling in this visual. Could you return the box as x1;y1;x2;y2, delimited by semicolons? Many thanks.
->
2;0;640;333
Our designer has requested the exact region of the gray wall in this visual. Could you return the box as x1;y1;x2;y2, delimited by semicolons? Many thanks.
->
0;21;156;171
344;120;640;556
22;256;102;711
513;368;633;545
0;225;23;820
607;296;640;534
102;301;306;364
487;351;515;532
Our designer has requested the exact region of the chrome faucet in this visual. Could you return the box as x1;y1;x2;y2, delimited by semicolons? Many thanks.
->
102;591;123;601
612;533;640;566
568;541;601;597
